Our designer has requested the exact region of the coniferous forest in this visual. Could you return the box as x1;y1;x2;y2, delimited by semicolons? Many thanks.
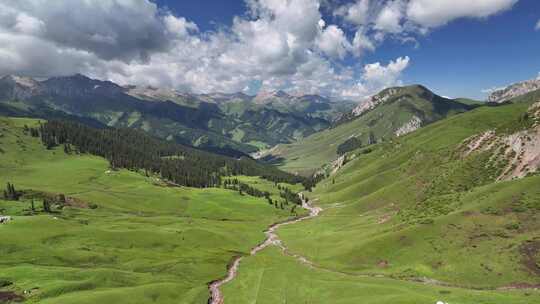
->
35;120;312;189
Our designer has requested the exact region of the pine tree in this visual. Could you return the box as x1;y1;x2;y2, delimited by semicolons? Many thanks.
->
35;120;311;189
43;199;51;213
291;205;297;215
4;182;19;201
368;131;377;145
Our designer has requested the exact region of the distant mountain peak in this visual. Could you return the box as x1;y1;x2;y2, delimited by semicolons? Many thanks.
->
487;78;540;104
351;87;402;117
350;84;440;117
125;84;182;101
253;90;295;104
72;73;90;79
42;73;123;97
0;75;41;89
0;75;44;100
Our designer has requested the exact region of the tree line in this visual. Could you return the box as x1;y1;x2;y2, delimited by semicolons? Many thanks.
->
223;178;305;211
2;182;70;213
33;120;314;189
3;182;20;201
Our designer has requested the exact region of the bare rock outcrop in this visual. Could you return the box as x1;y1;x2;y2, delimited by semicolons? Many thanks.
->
487;78;540;104
352;88;400;117
459;101;540;180
330;155;346;175
395;116;422;137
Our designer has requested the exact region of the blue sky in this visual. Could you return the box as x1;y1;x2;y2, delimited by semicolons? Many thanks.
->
160;0;540;99
395;0;540;99
0;0;539;100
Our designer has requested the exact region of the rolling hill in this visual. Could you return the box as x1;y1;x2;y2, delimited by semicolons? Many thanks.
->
259;84;474;175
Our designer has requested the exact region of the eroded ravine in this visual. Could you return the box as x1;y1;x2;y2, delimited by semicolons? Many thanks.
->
208;194;322;304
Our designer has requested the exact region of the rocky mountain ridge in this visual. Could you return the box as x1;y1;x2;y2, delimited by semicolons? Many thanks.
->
487;78;540;103
351;87;401;117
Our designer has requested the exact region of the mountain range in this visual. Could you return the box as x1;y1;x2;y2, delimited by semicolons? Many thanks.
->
258;76;540;176
3;73;540;168
1;75;540;304
487;78;540;104
0;74;355;157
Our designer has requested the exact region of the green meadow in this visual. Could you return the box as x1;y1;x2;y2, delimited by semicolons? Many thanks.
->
221;97;540;302
222;247;536;304
0;117;294;303
232;175;304;204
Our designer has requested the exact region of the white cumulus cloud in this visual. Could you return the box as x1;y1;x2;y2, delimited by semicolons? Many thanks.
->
317;24;351;59
335;0;371;26
406;0;518;28
0;0;414;100
374;0;405;33
363;56;410;88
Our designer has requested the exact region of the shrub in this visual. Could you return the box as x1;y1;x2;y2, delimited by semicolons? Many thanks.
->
419;218;434;225
504;223;520;230
337;137;362;155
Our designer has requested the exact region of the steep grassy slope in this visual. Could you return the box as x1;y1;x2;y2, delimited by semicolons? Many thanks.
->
221;92;540;303
0;117;296;303
261;85;472;175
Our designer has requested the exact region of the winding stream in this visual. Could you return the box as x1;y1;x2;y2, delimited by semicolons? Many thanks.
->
207;193;540;303
208;194;322;304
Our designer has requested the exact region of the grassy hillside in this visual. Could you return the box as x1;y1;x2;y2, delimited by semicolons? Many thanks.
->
221;92;540;303
261;85;472;175
454;97;485;106
0;117;296;303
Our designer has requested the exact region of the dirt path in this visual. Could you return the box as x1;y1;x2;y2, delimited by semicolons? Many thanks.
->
208;194;321;304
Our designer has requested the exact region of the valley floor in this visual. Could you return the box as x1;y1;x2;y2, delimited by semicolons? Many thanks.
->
220;100;540;303
0;117;296;303
220;196;540;303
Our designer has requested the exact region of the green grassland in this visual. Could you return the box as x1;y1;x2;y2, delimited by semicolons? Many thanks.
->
221;94;540;302
263;85;471;175
227;175;307;216
0;117;295;303
222;247;535;304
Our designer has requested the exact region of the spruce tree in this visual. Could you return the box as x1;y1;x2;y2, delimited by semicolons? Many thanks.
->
43;199;51;213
